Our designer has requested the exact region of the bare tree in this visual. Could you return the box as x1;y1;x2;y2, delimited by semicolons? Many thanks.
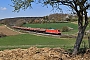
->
11;0;90;55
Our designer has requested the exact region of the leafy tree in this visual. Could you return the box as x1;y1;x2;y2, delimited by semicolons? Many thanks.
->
11;0;90;55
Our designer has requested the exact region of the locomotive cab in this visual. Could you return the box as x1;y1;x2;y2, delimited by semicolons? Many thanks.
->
45;29;61;35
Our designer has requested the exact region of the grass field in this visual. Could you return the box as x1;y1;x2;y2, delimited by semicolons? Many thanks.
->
0;22;89;50
23;22;78;29
23;22;78;34
0;34;89;50
23;22;90;34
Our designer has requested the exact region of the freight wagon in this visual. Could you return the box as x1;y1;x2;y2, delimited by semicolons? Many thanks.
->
12;26;61;35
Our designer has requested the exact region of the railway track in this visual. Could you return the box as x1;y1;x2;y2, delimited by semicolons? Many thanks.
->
12;26;76;38
28;31;76;38
22;30;61;38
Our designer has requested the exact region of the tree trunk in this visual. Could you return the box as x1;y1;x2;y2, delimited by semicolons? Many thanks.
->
72;9;88;55
88;36;90;48
72;29;84;55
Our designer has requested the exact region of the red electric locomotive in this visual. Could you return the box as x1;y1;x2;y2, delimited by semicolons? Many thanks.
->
45;29;61;35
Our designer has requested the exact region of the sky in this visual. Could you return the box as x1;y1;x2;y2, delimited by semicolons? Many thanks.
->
0;0;90;19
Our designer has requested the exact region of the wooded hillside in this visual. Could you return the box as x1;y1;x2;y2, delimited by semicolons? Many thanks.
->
0;13;78;26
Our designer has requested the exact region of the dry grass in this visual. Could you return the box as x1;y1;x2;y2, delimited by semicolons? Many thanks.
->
0;25;20;36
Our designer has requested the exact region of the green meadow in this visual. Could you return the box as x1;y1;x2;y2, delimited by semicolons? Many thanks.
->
0;22;89;50
23;22;78;29
23;22;90;34
23;22;78;34
0;34;89;50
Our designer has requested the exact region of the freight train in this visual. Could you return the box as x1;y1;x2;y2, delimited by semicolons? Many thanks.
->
12;26;61;35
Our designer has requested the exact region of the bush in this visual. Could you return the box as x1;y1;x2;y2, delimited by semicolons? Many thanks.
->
62;26;69;32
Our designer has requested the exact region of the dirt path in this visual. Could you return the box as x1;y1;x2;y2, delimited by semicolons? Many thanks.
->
0;25;21;36
71;21;78;24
